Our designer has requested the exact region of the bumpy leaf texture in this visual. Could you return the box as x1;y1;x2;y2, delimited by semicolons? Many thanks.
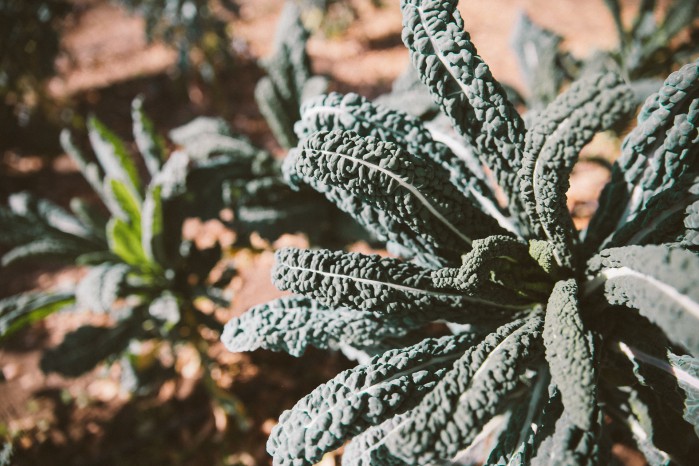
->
341;413;411;466
221;295;418;357
283;145;444;267
386;317;543;464
273;248;534;325
286;130;508;264
586;60;699;251
401;0;529;231
483;371;551;466
268;332;481;465
543;280;596;430
220;2;699;465
519;72;634;269
587;245;699;357
295;92;510;232
529;408;603;466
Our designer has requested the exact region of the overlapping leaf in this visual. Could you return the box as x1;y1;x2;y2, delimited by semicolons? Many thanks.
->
267;332;481;465
483;372;551;466
254;1;326;149
60;129;109;206
401;0;528;229
75;263;131;313
586;60;699;251
273;248;535;324
215;2;699;464
295;92;512;232
131;96;164;177
385;317;543;464
668;353;699;436
603;175;699;248
105;177;142;228
107;217;146;266
282;148;445;266
1;238;93;268
87;116;142;194
586;245;699;356
221;295;418;357
529;409;603;466
0;193;103;267
543;279;597;430
612;382;699;466
0;292;75;341
519;72;634;269
342;414;410;466
435;235;552;303
286;130;507;261
141;184;165;265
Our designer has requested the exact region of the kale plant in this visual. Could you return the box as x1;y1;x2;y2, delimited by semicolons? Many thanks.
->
248;0;367;244
254;1;328;150
0;85;352;388
222;1;699;464
120;0;238;81
509;0;698;108
601;0;698;80
0;99;273;398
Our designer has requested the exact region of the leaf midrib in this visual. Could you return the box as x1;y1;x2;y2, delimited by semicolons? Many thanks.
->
303;350;462;430
588;266;699;319
281;260;462;297
310;148;473;246
280;260;535;311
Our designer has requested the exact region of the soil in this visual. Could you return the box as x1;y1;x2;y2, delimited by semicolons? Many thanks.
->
0;0;658;465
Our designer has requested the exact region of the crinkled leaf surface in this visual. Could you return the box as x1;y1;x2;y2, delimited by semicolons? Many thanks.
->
587;245;699;356
268;332;480;465
386;317;543;464
287;131;508;260
221;295;417;357
401;0;529;230
543;279;597;430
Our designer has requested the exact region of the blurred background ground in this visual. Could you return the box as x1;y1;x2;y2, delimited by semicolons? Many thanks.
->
0;0;652;464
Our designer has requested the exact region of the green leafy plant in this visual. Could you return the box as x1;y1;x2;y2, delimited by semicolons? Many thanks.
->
254;1;328;150
0;100;276;398
120;0;238;81
0;82;357;386
510;0;698;108
222;1;699;464
602;0;699;80
246;0;368;244
0;0;354;344
170;113;346;243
